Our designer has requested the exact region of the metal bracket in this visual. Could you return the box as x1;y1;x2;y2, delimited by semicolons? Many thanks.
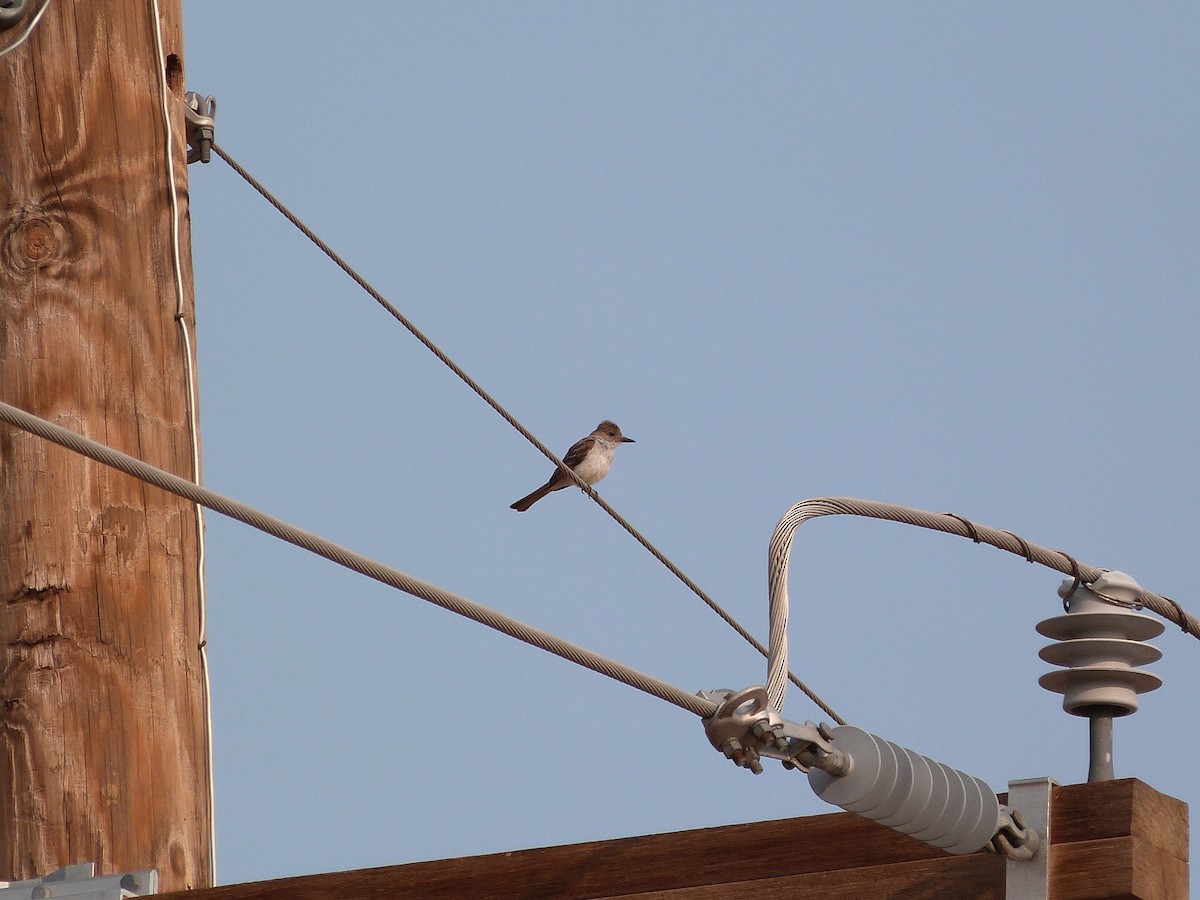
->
0;1;29;30
1001;777;1056;899
184;92;216;164
698;686;844;775
0;862;158;898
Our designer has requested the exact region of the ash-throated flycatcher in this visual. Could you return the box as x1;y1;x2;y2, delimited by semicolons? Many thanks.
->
510;420;635;512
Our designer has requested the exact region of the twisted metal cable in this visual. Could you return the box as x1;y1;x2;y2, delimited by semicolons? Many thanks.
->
766;496;1198;712
209;142;841;724
0;399;717;719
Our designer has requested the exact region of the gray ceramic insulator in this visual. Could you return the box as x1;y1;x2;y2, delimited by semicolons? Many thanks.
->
1037;571;1163;716
808;725;1001;854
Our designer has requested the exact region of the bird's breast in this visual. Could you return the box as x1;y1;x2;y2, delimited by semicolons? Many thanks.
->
573;443;617;485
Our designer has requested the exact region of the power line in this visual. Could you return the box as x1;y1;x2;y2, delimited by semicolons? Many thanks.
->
765;496;1199;712
208;142;845;725
0;399;718;721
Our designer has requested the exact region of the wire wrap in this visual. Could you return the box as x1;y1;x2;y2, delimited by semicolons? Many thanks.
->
767;497;1198;712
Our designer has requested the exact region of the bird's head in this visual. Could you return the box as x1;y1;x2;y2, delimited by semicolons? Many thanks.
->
597;421;635;443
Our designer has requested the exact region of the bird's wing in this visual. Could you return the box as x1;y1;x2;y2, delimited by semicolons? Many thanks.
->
560;436;595;470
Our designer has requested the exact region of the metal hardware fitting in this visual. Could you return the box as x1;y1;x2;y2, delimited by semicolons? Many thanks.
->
1000;778;1055;898
0;1;29;30
701;687;1050;862
184;92;216;164
698;685;845;776
0;861;158;898
989;806;1040;860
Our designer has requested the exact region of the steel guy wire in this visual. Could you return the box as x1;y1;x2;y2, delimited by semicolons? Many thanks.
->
0;399;718;720
208;141;844;726
765;496;1199;712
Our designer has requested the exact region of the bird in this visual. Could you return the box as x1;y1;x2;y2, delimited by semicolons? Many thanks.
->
510;420;635;512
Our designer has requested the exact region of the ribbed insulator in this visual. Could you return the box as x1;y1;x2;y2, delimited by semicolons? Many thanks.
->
808;726;1001;854
1037;571;1163;716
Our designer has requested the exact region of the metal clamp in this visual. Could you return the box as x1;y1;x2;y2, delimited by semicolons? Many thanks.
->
184;92;217;164
988;805;1041;860
699;686;843;775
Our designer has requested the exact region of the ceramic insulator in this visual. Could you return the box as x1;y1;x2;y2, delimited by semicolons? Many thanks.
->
1037;571;1163;716
808;725;1001;854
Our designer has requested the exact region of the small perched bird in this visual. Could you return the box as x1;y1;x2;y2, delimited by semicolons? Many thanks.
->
511;420;635;512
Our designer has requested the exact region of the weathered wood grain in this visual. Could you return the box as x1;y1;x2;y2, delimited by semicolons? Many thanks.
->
1053;778;1189;862
156;809;990;900
156;779;1185;899
0;0;211;889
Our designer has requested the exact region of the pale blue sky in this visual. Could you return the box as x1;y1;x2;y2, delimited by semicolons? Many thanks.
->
182;3;1199;887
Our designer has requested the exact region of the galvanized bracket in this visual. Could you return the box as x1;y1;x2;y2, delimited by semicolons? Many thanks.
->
0;862;158;898
184;92;217;164
1003;777;1056;900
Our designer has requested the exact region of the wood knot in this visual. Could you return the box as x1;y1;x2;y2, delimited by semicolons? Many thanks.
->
2;208;68;273
168;838;190;879
21;219;55;260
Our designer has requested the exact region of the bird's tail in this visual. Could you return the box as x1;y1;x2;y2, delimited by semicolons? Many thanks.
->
510;483;553;512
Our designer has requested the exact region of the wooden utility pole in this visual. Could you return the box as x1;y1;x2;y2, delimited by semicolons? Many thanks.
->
0;0;212;890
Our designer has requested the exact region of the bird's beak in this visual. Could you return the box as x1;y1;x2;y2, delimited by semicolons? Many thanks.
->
622;436;636;443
